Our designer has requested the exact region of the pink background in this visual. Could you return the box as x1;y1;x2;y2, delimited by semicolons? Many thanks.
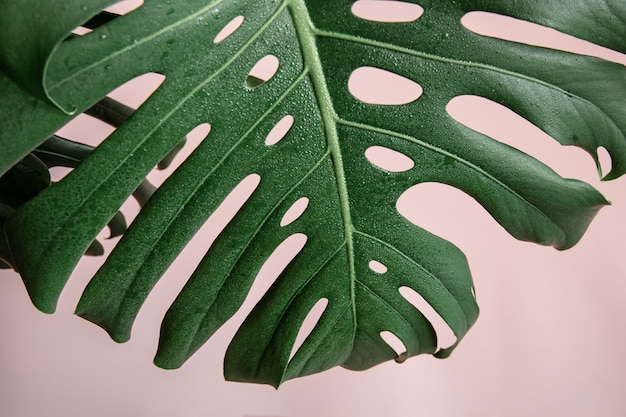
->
2;1;626;416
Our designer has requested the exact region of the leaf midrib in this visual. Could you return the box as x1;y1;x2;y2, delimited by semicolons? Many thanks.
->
289;0;358;329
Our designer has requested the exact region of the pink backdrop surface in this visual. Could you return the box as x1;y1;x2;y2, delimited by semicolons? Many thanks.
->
2;2;626;416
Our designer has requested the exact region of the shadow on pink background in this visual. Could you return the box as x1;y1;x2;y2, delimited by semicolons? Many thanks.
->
1;1;626;416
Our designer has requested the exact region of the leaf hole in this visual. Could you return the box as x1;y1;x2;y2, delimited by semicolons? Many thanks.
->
379;331;407;362
280;197;309;227
265;115;295;146
69;1;143;37
289;298;329;362
245;55;280;89
397;182;506;254
446;95;597;180
214;174;262;227
119;173;262;328
157;173;262;294
71;27;92;36
349;67;423;105
597;146;612;179
351;0;424;23
365;146;414;172
104;0;143;15
461;11;626;65
147;123;211;187
399;286;457;350
251;234;308;302
214;15;245;43
108;72;166;110
368;260;388;274
195;173;262;246
55;114;116;148
49;166;74;182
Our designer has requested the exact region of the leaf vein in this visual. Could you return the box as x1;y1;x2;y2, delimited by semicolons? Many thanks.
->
186;151;333;357
314;28;603;112
35;5;291;285
253;242;348;380
353;229;468;333
103;69;312;320
337;117;559;234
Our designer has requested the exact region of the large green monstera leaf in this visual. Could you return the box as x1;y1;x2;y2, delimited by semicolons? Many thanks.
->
0;0;625;387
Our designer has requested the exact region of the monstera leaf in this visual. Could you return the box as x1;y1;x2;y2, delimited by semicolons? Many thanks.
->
0;0;625;387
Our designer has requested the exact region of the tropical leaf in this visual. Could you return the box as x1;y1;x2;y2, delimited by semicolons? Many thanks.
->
0;0;625;387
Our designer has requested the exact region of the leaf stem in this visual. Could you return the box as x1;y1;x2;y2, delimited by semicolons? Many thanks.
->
289;0;357;324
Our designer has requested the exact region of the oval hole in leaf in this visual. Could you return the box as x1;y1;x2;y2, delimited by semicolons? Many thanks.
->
109;72;166;110
461;11;626;65
104;0;143;15
352;0;424;23
280;197;309;227
246;55;279;89
69;0;144;36
55;113;115;147
214;15;244;43
365;146;414;172
266;115;295;146
49;166;74;182
399;286;457;350
349;67;423;105
379;331;407;362
159;123;211;170
447;95;596;180
289;298;329;362
249;233;308;306
215;174;262;227
148;123;211;186
71;27;92;36
597;146;612;179
368;260;388;274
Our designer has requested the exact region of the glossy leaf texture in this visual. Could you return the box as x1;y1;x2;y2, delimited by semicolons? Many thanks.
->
1;0;625;387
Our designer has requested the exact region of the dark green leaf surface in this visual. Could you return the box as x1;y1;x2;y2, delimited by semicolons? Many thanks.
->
1;0;625;386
